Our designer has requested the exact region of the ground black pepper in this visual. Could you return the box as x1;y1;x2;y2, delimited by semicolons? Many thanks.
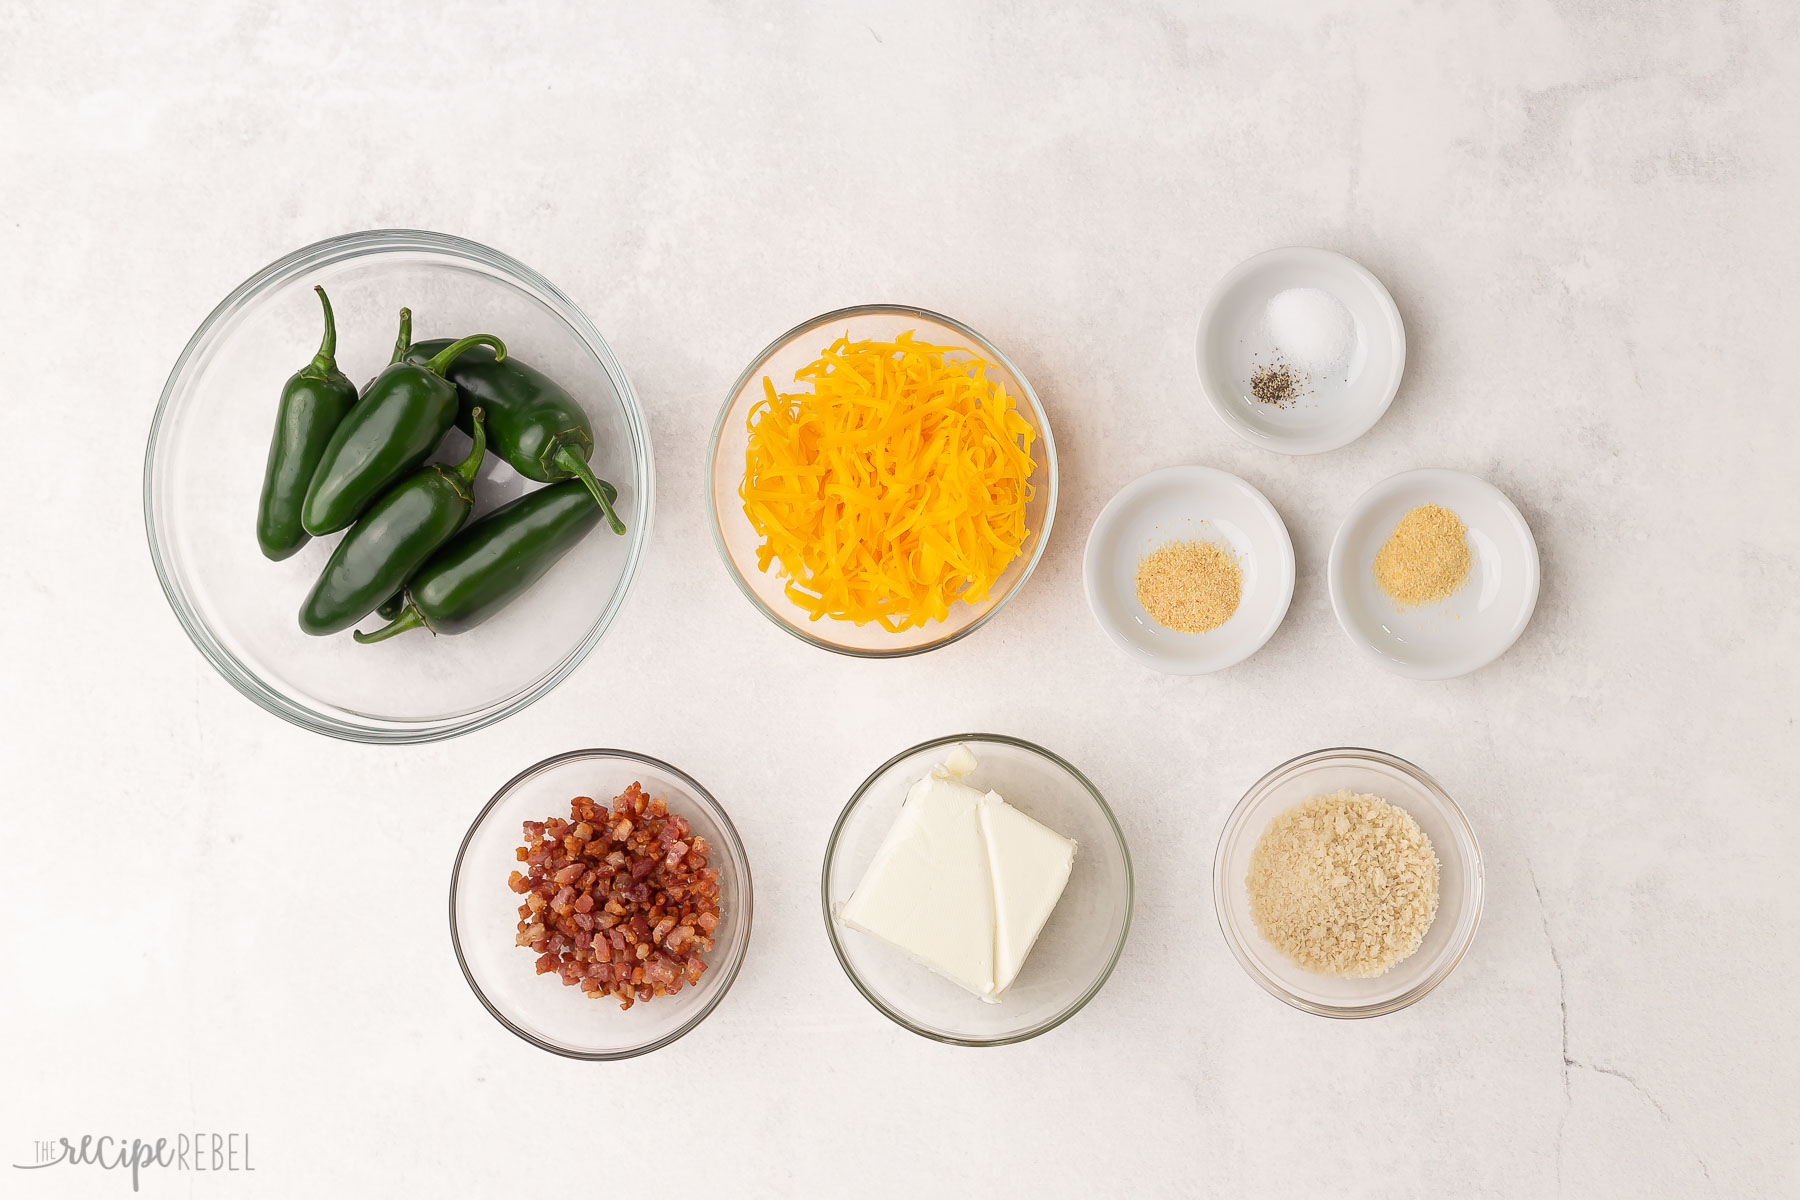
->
1250;360;1302;407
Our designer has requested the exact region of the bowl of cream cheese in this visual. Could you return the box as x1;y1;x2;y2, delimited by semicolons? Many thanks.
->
821;734;1133;1045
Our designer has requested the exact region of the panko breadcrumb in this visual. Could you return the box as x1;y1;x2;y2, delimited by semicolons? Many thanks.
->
1246;791;1439;977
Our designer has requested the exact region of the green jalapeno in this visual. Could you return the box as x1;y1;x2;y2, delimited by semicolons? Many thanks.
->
352;478;614;643
301;333;505;536
256;286;359;560
405;339;626;535
298;410;489;636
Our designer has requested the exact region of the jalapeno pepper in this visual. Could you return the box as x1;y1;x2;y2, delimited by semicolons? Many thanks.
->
404;339;626;535
256;286;359;560
352;478;614;643
301;333;506;536
364;309;431;630
361;306;412;395
298;410;489;636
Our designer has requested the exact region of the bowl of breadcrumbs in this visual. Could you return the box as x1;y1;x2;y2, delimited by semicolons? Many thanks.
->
1212;747;1484;1017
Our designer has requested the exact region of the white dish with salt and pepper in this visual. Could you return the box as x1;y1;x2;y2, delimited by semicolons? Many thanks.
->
1328;468;1540;680
1082;465;1295;675
1196;246;1406;455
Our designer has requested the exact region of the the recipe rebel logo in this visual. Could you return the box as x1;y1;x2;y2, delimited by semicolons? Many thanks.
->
12;1131;255;1191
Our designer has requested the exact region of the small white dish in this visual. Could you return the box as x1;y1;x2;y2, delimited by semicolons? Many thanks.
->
1328;468;1539;679
1083;466;1295;675
1196;247;1405;455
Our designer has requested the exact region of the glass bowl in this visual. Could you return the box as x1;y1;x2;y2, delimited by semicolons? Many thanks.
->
143;229;652;743
706;305;1057;657
822;734;1133;1045
1212;747;1484;1018
449;749;753;1060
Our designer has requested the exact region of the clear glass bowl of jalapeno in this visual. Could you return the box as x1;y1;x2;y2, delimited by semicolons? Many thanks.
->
144;229;653;743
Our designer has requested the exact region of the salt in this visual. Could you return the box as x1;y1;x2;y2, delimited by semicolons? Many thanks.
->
1264;287;1355;374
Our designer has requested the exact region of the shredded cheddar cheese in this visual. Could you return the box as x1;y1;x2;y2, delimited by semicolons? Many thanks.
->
742;331;1037;631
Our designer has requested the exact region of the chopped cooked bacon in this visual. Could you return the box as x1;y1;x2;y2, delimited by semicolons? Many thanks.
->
512;783;723;1010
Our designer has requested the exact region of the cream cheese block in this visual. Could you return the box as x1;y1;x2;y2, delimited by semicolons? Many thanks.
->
979;793;1077;995
838;773;997;996
838;748;1076;1002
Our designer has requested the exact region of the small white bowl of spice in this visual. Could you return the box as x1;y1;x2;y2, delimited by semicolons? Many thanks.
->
1212;747;1484;1018
1196;246;1406;454
1328;468;1540;679
1082;465;1295;675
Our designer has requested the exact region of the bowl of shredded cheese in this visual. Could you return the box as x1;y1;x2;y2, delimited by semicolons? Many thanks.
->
707;305;1056;656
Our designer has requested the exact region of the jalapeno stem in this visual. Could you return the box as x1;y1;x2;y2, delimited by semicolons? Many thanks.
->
353;605;426;644
454;409;487;484
553;446;627;535
425;333;506;376
309;286;338;373
388;307;413;365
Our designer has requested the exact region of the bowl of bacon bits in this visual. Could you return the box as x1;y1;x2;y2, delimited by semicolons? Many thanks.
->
450;749;753;1059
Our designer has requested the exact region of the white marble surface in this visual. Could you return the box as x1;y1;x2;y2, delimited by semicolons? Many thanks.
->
2;2;1796;1195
